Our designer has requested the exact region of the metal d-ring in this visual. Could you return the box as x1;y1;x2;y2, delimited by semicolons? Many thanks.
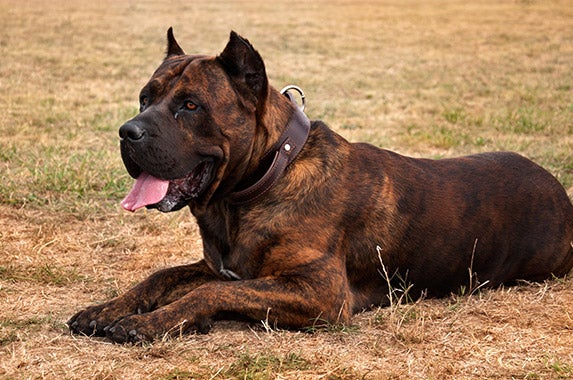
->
280;85;306;112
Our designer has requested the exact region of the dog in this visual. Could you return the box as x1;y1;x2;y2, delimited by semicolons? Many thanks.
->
68;28;573;343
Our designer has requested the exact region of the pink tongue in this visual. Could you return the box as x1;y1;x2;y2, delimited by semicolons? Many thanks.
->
120;173;170;212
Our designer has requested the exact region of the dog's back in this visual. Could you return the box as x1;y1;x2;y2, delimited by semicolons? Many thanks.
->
342;144;573;308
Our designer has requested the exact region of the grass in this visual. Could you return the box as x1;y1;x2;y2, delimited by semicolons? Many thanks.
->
1;0;573;378
221;351;312;379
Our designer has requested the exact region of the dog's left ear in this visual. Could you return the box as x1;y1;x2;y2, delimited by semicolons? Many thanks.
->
166;27;185;57
217;31;268;111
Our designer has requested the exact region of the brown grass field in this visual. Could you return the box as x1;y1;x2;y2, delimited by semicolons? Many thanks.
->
1;0;573;378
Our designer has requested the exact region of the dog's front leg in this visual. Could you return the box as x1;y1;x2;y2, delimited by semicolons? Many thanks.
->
67;260;218;337
106;271;351;343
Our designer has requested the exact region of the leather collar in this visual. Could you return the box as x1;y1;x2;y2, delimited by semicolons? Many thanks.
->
228;102;311;205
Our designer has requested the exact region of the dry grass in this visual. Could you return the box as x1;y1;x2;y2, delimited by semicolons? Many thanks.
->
1;0;573;378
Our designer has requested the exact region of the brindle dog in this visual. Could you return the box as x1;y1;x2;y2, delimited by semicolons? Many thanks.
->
68;29;573;343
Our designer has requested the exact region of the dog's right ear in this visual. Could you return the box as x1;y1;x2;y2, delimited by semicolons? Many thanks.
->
217;31;268;112
166;27;185;57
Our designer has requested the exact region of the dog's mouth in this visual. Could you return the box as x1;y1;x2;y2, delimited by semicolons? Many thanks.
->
120;160;214;213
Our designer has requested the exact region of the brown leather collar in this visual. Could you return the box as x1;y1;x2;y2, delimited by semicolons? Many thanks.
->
228;103;311;205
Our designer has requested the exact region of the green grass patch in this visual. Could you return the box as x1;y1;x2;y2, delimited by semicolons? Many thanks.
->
0;314;64;346
221;351;312;380
90;106;138;133
442;107;467;125
495;107;548;134
0;144;129;213
159;368;196;380
304;319;361;334
404;123;485;150
160;353;314;380
0;264;87;286
544;355;573;378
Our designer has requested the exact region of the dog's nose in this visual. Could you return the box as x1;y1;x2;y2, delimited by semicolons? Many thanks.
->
119;121;145;141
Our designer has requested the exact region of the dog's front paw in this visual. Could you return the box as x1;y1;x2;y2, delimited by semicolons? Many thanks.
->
67;299;142;337
67;303;115;337
105;315;150;343
105;310;213;343
105;314;156;343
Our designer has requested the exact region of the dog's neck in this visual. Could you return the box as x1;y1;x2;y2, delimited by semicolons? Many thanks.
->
228;94;311;205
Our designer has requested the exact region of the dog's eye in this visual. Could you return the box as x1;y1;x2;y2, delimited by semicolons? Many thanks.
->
139;96;149;111
184;101;198;111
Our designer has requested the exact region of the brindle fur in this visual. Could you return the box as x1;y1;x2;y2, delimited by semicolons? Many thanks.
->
68;30;573;343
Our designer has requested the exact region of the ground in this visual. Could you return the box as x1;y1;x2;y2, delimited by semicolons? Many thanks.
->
1;0;573;379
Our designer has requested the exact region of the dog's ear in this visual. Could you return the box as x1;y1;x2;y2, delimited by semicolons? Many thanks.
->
217;31;268;111
166;27;185;57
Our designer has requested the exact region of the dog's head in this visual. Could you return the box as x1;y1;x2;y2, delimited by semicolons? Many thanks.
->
119;29;289;212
